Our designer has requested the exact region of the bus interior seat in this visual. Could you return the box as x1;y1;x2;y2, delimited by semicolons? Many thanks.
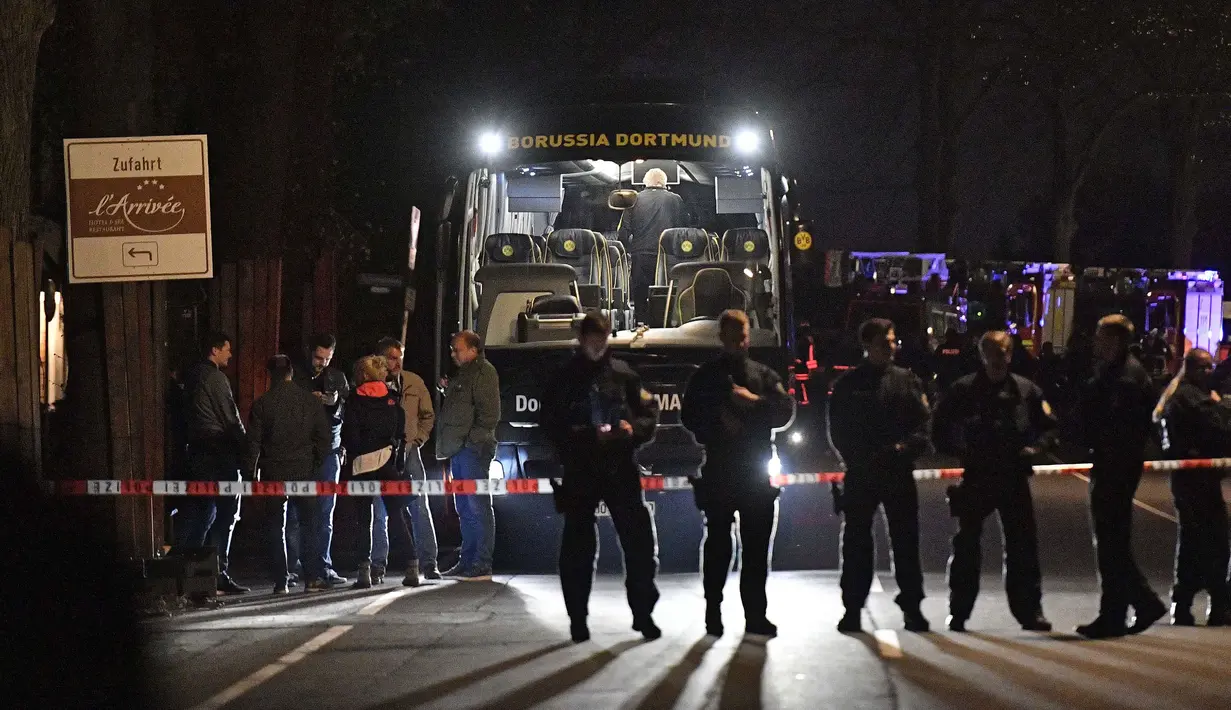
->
654;228;712;286
708;232;721;258
474;263;577;346
677;268;748;323
664;261;755;327
546;228;606;283
606;240;630;328
482;233;538;265
720;228;771;263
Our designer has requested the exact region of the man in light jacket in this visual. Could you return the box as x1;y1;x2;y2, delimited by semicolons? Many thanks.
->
437;330;501;581
370;336;441;582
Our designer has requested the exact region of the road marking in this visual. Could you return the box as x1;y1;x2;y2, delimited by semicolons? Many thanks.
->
873;629;903;658
357;581;454;616
188;624;353;710
1069;472;1178;523
870;574;884;593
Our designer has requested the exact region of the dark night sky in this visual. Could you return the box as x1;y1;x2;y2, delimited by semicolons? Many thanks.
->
327;1;1231;273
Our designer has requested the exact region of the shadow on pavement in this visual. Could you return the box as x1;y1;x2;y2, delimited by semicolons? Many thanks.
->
363;641;573;709
626;636;717;710
716;637;769;709
888;652;1029;710
924;633;1114;708
471;639;643;710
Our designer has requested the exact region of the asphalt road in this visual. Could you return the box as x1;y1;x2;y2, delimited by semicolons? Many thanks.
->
142;457;1231;710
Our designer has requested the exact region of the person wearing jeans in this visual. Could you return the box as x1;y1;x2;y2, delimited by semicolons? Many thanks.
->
436;330;500;581
376;337;440;580
371;447;439;583
173;332;249;595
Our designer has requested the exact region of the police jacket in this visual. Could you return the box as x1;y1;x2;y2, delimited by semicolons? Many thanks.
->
184;360;245;454
933;371;1057;479
541;351;659;479
436;356;501;461
295;364;349;451
342;381;406;480
682;351;794;480
244;379;331;482
616;186;685;255
1160;381;1231;459
1076;355;1155;464
828;362;931;471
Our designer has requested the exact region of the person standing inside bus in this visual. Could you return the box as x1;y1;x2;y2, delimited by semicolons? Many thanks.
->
542;313;662;643
932;331;1055;633
437;330;501;581
1072;315;1169;638
682;309;794;638
616;167;684;325
827;318;931;634
1154;348;1231;627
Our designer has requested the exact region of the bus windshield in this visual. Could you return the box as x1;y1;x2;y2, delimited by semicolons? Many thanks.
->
459;159;784;350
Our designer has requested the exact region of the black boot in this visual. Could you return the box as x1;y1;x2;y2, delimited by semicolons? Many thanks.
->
1171;602;1196;627
705;604;724;637
1207;601;1231;627
633;615;662;641
570;618;590;643
1075;616;1128;639
1129;598;1167;634
1020;611;1053;632
745;618;778;637
903;608;931;633
837;609;862;633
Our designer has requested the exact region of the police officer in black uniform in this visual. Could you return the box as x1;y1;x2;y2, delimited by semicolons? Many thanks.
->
542;313;662;643
828;318;931;634
932;330;1055;632
682;309;795;638
1155;347;1231;627
1073;314;1168;638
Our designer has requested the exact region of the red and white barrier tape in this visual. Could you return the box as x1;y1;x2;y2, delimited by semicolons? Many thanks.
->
47;457;1231;497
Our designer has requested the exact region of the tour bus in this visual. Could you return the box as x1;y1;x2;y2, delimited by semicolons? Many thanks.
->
433;104;827;572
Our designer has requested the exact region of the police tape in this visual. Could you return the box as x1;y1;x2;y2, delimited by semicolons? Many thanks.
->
47;457;1231;497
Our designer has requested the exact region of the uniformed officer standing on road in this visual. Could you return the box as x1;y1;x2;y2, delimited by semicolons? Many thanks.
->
542;313;662;643
1155;347;1231;627
1072;314;1168;638
932;331;1055;633
681;309;795;638
828;318;931;634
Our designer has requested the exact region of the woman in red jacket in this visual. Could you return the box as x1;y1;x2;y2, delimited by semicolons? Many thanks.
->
344;355;421;588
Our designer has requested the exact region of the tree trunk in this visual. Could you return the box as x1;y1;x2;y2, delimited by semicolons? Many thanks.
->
0;0;56;241
1046;94;1076;263
1166;96;1203;268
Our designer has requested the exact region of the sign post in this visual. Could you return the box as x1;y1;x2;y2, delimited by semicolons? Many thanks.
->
64;135;212;283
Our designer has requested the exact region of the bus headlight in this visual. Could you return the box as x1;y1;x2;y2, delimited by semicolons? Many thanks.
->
735;130;760;154
479;132;503;155
767;452;782;476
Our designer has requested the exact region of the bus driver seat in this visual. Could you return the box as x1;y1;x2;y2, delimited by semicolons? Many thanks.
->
676;268;748;323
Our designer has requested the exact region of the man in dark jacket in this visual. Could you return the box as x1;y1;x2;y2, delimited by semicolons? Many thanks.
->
933;331;1056;633
542;313;662;643
286;333;350;588
436;330;501;581
682;310;794;638
1157;347;1231;626
174;332;249;595
616;167;685;323
828;318;931;634
246;355;331;593
1072;314;1168;638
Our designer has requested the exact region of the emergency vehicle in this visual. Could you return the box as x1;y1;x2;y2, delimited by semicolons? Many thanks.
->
432;104;825;572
